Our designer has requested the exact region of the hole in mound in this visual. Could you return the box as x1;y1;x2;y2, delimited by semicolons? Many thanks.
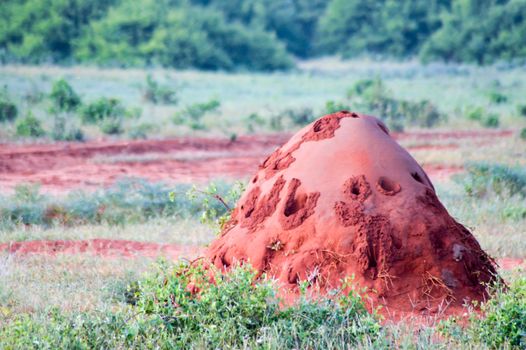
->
377;176;401;196
343;175;371;202
252;175;258;183
411;172;424;184
284;192;307;217
351;112;359;118
313;120;323;133
351;184;361;196
377;122;389;135
340;110;350;114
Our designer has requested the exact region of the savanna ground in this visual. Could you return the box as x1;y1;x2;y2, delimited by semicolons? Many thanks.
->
0;60;525;348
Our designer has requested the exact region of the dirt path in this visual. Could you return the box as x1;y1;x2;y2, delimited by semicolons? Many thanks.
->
0;130;511;193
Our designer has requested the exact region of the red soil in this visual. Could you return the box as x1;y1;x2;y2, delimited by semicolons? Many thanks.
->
0;129;510;193
0;239;202;259
207;112;499;316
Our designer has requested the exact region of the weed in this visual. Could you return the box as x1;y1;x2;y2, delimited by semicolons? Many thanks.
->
488;90;508;104
81;97;125;125
142;74;178;105
173;99;220;129
0;87;18;123
49;79;81;112
15;112;45;137
454;162;526;198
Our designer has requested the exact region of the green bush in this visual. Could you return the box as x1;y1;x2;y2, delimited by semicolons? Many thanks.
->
99;117;123;135
482;113;500;128
0;88;18;122
0;263;380;348
81;97;125;124
455;162;526;198
142;74;178;105
15;112;45;137
488;90;508;104
49;79;82;112
520;127;526;140
343;78;445;131
173;99;220;129
518;104;526;117
51;116;85;141
439;277;526;349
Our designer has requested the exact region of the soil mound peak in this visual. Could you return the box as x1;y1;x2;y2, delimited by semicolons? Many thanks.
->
207;111;497;314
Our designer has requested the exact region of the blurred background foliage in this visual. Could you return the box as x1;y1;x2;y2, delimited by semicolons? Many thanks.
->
2;0;526;71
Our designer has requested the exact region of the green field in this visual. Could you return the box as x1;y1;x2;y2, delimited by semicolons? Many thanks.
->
1;60;526;349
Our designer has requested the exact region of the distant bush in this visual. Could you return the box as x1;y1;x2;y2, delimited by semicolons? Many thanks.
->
345;78;445;131
50;79;82;113
481;113;500;128
520;128;526;140
325;100;352;115
488;90;508;104
142;74;178;105
99;118;123;135
517;104;526;117
0;88;18;123
455;162;526;198
81;97;125;124
128;123;159;140
173;99;221;130
51;116;85;141
15;112;45;137
244;113;266;133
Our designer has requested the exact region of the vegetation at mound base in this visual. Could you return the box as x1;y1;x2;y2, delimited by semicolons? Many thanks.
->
2;0;526;70
0;261;524;349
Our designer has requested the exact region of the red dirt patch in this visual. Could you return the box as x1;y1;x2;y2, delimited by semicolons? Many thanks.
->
207;112;499;316
0;239;202;259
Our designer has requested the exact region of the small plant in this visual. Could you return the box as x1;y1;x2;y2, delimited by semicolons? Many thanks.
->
128;123;158;139
142;74;178;105
488;90;508;104
520;127;526;140
173;99;220;129
51;116;85;141
99;117;123;135
0;87;18;123
518;104;526;117
81;97;125;124
245;113;266;133
455;162;526;198
482;113;500;128
466;106;484;121
49;79;81;112
179;181;244;231
15;112;45;137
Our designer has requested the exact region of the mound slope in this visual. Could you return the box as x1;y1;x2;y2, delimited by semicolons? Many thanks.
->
207;111;497;314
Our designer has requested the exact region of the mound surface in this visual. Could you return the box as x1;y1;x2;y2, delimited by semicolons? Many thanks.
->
207;111;497;314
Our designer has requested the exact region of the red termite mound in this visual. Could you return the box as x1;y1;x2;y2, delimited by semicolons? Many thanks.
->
207;111;497;315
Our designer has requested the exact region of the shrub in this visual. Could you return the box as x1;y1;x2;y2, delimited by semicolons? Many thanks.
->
99;118;123;135
142;74;178;105
0;88;18;122
173;99;220;129
482;113;500;128
50;79;82;112
282;107;315;126
520;127;526;140
518;104;526;117
128;123;158;140
0;263;380;348
466;106;484;121
455;162;526;198
81;97;125;124
51;116;85;141
488;90;508;104
440;277;526;349
15;112;45;137
343;79;445;131
325;100;351;115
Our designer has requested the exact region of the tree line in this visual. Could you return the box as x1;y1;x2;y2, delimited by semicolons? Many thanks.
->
1;0;525;70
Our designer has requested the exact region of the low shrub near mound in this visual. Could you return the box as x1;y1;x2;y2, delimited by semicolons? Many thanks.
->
439;277;526;349
0;263;381;349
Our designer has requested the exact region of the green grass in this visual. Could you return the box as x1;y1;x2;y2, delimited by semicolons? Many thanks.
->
1;60;526;141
